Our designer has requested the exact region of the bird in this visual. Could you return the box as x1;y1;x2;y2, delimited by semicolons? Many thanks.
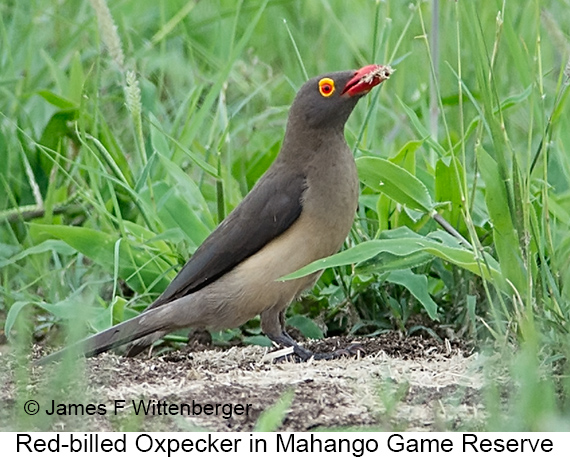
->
37;64;392;365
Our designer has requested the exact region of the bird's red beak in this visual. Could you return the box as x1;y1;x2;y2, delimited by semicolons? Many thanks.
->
341;64;393;97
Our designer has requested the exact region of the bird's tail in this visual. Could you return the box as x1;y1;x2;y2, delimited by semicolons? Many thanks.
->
35;304;177;366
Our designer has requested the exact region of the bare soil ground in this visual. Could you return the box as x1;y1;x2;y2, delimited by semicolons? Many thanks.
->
2;333;487;432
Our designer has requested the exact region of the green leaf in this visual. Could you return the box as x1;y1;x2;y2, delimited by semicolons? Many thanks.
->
36;295;94;320
5;301;31;337
38;111;78;170
548;195;570;226
286;315;324;339
498;84;532;111
357;157;434;212
5;293;102;338
390;139;423;171
435;156;466;231
68;52;85;105
36;110;77;182
282;229;504;290
376;193;391;231
0;239;75;268
476;146;526;295
150;0;198;45
90;297;122;333
357;249;433;275
386;269;439;320
29;224;173;294
281;239;417;280
123;221;173;257
243;335;272;347
149;112;173;160
139;155;215;249
37;90;78;110
254;389;294;432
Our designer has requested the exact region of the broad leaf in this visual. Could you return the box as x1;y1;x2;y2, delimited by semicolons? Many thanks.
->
357;157;434;212
386;269;439;320
287;315;324;339
282;229;504;290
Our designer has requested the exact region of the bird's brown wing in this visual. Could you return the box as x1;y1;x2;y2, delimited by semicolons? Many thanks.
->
37;169;306;364
148;166;307;309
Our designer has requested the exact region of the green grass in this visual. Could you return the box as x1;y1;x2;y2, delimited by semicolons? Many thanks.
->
1;0;570;431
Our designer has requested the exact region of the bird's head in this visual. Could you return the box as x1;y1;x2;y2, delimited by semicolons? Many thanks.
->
287;64;392;132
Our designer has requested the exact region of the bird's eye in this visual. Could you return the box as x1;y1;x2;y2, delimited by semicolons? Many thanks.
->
318;78;335;97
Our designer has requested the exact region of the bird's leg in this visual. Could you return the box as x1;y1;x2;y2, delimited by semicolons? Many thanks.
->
262;309;364;362
262;309;314;361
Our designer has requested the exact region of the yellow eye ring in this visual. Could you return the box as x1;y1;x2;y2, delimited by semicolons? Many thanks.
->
318;78;335;97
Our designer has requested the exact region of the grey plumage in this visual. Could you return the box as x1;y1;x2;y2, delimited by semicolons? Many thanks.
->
38;65;391;364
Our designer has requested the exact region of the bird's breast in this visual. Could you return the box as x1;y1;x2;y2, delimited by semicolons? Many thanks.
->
301;143;359;245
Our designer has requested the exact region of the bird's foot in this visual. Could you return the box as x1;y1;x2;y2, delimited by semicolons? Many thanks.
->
310;343;366;361
267;332;365;363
